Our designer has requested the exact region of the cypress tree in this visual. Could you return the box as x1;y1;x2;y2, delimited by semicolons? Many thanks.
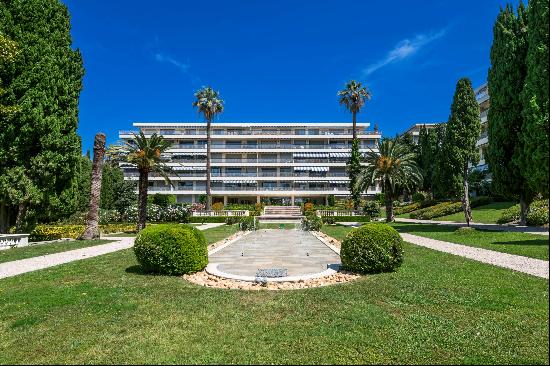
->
417;125;438;196
487;3;534;225
0;0;84;229
520;0;549;197
439;78;481;226
347;138;362;210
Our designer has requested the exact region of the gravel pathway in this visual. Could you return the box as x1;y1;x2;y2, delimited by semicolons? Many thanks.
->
395;218;549;236
0;237;135;279
401;233;549;279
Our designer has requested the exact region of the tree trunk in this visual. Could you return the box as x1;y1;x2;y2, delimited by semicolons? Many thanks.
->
137;169;149;232
0;202;8;234
80;133;106;240
352;110;357;141
519;191;529;226
206;118;212;211
15;202;26;233
462;162;472;227
385;190;394;223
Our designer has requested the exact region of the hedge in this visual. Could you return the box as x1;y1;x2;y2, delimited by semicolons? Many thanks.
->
340;223;404;274
133;224;208;275
409;196;493;220
497;200;549;226
394;199;438;215
188;216;229;224
321;215;371;223
30;223;137;241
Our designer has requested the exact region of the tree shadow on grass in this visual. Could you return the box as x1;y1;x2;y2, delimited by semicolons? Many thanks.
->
492;239;549;246
392;224;455;234
125;265;153;276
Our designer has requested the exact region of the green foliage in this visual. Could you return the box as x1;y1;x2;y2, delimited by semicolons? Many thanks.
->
30;223;136;241
436;78;481;198
224;216;240;225
417;125;438;194
347;139;363;209
238;216;256;231
148;193;176;208
412;192;426;203
212;202;224;212
198;194;207;204
320;215;371;223
340;223;404;274
497;199;549;226
362;201;380;218
0;0;84;228
133;224;208;275
322;217;336;225
487;4;535;205
302;214;322;231
327;194;335;207
520;0;549;196
410;197;493;220
188;216;227;224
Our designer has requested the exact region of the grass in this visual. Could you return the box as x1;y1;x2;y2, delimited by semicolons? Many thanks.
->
391;222;549;261
201;224;239;244
434;201;515;224
0;239;113;264
0;239;548;364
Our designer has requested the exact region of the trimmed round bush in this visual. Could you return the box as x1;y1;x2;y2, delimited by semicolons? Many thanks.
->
340;223;404;274
133;224;208;275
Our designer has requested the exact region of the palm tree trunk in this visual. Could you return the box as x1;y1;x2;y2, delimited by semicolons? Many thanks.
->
0;202;8;234
80;133;106;240
137;168;149;232
15;202;26;233
462;162;472;227
385;186;394;222
352;110;357;141
206;119;212;211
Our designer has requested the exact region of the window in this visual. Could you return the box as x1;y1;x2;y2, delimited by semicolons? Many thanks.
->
295;129;306;135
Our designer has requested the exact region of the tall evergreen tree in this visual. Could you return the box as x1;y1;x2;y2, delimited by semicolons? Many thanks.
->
520;0;549;197
432;123;448;199
487;3;534;225
0;0;84;231
439;78;481;226
347;139;362;209
417;125;438;196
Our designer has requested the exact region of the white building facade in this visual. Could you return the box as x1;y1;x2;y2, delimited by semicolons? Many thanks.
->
474;82;489;171
119;122;381;205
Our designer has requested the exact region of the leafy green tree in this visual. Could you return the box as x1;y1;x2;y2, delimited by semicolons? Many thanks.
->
439;78;481;226
347;139;363;209
192;86;224;211
0;0;84;231
0;34;19;117
338;80;371;140
357;138;422;222
520;0;549;197
487;3;535;225
432;123;448;198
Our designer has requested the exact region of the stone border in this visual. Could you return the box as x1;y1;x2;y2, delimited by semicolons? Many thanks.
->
182;229;361;290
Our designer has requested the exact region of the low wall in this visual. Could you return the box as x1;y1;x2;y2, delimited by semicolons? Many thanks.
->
0;234;30;250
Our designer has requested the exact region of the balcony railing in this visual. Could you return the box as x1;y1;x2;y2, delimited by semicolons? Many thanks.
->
122;129;377;137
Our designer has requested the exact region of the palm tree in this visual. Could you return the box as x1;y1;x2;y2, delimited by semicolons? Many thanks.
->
337;80;371;140
192;86;224;211
357;138;422;222
125;131;173;231
79;133;106;240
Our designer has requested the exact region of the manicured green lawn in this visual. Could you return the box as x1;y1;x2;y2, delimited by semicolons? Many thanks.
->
391;222;549;260
426;201;515;224
0;240;548;364
201;224;239;244
0;240;113;264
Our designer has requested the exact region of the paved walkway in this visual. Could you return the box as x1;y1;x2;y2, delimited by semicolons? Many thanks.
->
209;229;340;278
0;237;135;280
196;222;226;230
401;233;549;279
395;218;549;236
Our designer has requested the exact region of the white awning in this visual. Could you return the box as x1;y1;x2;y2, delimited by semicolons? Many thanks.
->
329;152;351;158
172;152;207;157
329;180;348;184
293;152;329;158
172;166;205;171
223;180;257;184
293;166;329;172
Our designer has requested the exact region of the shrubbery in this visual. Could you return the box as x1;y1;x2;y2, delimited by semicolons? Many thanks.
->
412;192;426;203
133;224;208;275
239;216;256;231
120;203;190;223
322;216;336;225
224;216;240;225
394;199;438;215
30;223;136;241
302;214;322;231
188;216;227;224
320;215;371;223
340;223;404;274
409;196;493;220
497;200;549;226
362;201;381;218
212;202;224;212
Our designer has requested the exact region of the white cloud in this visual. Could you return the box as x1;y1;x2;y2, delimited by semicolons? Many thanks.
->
362;29;447;76
154;52;190;73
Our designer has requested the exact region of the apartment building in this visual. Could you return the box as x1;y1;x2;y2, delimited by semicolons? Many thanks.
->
118;122;382;205
474;82;489;171
403;123;440;143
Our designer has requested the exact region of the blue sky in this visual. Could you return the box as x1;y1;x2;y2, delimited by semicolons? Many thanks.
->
62;0;517;153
